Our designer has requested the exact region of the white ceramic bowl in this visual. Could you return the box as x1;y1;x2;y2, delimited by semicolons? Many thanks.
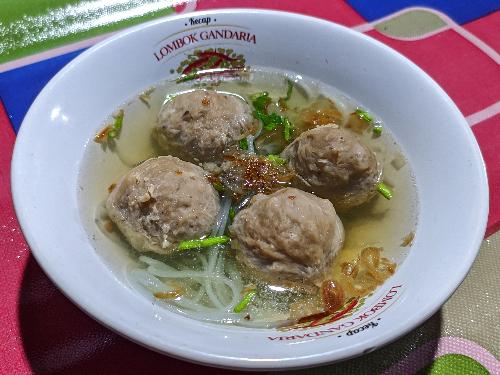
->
11;9;488;370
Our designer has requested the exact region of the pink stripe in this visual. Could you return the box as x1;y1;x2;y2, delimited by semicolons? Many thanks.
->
0;32;117;73
0;101;32;373
467;101;500;126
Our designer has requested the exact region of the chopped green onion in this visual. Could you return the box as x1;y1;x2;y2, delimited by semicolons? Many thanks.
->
249;91;267;101
285;79;293;101
229;207;236;221
267;154;287;166
212;181;224;192
250;92;294;141
263;112;283;131
239;138;249;150
252;109;267;123
139;87;155;107
163;93;178;105
283;117;293;141
253;111;282;131
355;108;373;123
178;235;230;250
253;110;275;130
108;110;124;139
176;72;198;83
373;123;383;136
377;182;393;200
250;92;272;112
233;290;257;313
253;110;294;138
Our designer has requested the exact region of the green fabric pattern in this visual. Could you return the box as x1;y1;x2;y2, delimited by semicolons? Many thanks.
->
375;9;447;38
417;354;490;375
0;0;175;64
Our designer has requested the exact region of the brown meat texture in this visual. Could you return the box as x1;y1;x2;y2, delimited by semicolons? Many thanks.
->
154;90;255;162
230;188;344;283
281;125;381;211
106;156;220;254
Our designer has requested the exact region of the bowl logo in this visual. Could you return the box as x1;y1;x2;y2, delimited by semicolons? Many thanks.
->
281;297;365;331
176;48;246;75
153;17;255;82
269;285;404;342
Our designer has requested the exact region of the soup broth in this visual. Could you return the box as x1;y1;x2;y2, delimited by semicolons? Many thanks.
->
79;68;418;328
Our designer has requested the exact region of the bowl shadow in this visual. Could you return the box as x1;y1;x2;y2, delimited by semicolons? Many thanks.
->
289;310;443;374
18;255;252;375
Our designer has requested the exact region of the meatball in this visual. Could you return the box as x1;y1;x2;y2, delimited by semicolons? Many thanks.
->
230;188;344;284
154;90;256;162
106;156;220;254
281;125;381;211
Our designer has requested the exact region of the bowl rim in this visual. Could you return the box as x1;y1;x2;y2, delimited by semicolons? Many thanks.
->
11;8;489;370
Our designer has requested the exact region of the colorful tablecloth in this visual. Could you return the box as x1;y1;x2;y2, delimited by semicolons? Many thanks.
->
1;1;499;374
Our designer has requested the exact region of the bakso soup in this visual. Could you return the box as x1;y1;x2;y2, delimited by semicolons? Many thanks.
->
80;68;418;328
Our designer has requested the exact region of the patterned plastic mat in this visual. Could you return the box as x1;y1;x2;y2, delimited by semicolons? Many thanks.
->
0;1;499;373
